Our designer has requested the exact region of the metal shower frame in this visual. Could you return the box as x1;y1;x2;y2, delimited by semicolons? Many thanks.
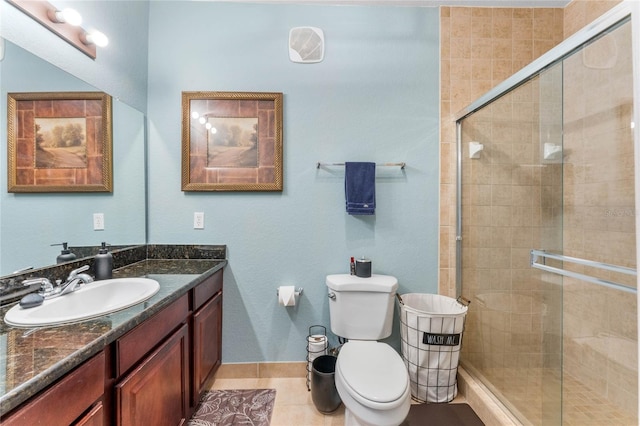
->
453;0;640;299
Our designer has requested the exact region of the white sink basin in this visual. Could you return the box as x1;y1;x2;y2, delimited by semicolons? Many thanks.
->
4;278;160;327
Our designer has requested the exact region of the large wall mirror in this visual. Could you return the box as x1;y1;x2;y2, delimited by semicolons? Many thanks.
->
0;40;146;276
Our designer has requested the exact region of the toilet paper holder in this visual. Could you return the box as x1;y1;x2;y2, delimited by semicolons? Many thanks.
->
276;287;304;297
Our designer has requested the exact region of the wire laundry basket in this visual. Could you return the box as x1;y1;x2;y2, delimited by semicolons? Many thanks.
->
397;293;468;403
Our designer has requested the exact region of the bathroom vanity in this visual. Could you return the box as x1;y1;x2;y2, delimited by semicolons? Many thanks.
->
0;250;225;426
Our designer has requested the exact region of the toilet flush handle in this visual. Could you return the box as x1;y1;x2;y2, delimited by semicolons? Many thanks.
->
328;291;336;300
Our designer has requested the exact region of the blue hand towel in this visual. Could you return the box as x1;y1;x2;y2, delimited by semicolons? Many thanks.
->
345;162;376;215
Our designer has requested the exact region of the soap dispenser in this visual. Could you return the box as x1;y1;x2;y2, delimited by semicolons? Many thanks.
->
52;242;76;264
95;242;113;280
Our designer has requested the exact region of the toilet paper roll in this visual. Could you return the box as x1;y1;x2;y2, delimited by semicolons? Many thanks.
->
307;334;327;383
278;286;296;307
307;334;328;360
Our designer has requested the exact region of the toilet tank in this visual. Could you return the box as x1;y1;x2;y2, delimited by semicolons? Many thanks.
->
326;274;398;340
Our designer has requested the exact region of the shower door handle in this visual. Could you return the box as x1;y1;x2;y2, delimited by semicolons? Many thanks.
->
530;249;637;294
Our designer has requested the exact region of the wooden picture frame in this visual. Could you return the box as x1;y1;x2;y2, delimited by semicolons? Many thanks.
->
182;91;283;191
7;92;113;193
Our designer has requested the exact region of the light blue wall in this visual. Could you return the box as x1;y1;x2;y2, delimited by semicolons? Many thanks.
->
146;2;440;362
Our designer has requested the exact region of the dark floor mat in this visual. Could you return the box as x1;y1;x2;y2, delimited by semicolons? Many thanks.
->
403;403;485;426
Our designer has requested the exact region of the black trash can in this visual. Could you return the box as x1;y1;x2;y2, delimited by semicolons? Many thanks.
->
311;355;341;413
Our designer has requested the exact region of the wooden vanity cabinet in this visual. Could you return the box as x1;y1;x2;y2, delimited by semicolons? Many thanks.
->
114;294;189;426
114;269;223;424
115;294;190;378
1;268;224;426
2;351;106;426
75;402;105;426
191;269;223;406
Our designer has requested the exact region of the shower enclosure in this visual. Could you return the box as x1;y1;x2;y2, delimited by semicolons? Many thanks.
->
456;3;640;425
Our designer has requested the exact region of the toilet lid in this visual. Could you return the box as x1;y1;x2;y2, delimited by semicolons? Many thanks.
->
337;341;408;403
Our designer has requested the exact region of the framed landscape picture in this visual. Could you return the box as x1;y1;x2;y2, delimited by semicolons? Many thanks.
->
181;91;283;191
7;92;113;193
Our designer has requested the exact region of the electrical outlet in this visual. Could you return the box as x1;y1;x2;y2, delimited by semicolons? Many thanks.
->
194;212;204;229
93;213;105;230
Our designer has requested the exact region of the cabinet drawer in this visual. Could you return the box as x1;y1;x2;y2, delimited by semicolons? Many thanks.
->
193;270;223;311
116;294;189;377
3;351;105;426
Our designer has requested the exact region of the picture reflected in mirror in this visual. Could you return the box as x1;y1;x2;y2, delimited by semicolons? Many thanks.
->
0;40;146;276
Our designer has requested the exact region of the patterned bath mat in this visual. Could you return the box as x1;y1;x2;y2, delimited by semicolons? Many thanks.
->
188;389;276;426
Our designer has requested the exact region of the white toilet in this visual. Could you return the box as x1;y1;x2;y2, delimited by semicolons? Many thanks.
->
326;274;411;426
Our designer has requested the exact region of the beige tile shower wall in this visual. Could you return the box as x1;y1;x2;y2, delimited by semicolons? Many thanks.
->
561;0;635;419
457;74;565;424
564;0;623;37
441;0;636;421
438;0;626;295
439;6;563;297
561;16;637;418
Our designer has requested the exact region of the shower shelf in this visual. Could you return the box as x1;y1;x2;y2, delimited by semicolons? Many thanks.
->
530;249;637;294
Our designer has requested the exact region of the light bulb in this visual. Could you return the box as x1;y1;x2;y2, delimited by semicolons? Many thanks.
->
191;111;200;120
199;117;206;125
61;8;82;26
82;30;109;47
211;128;217;134
205;122;212;129
47;7;82;26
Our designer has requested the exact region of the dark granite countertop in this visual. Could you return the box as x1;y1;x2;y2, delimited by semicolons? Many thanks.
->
0;258;226;415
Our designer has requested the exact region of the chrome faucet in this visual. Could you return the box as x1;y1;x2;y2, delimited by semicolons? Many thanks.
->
58;265;93;295
21;265;93;300
66;265;94;285
22;277;55;297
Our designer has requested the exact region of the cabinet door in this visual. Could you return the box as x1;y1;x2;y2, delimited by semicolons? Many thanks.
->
116;323;189;426
75;402;104;426
192;291;222;404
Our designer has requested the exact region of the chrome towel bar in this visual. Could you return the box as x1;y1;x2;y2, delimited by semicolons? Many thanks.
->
316;162;406;169
530;249;637;294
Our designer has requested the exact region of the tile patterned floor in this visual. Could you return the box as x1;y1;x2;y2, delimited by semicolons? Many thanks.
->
210;376;345;426
209;375;468;425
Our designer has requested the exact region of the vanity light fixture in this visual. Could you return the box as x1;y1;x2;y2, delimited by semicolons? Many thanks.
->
6;0;109;59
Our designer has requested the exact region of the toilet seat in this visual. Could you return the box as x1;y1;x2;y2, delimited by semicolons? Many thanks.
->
336;341;409;409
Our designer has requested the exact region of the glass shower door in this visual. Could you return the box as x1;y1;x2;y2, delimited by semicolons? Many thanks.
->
556;18;637;425
458;67;564;424
457;17;637;425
